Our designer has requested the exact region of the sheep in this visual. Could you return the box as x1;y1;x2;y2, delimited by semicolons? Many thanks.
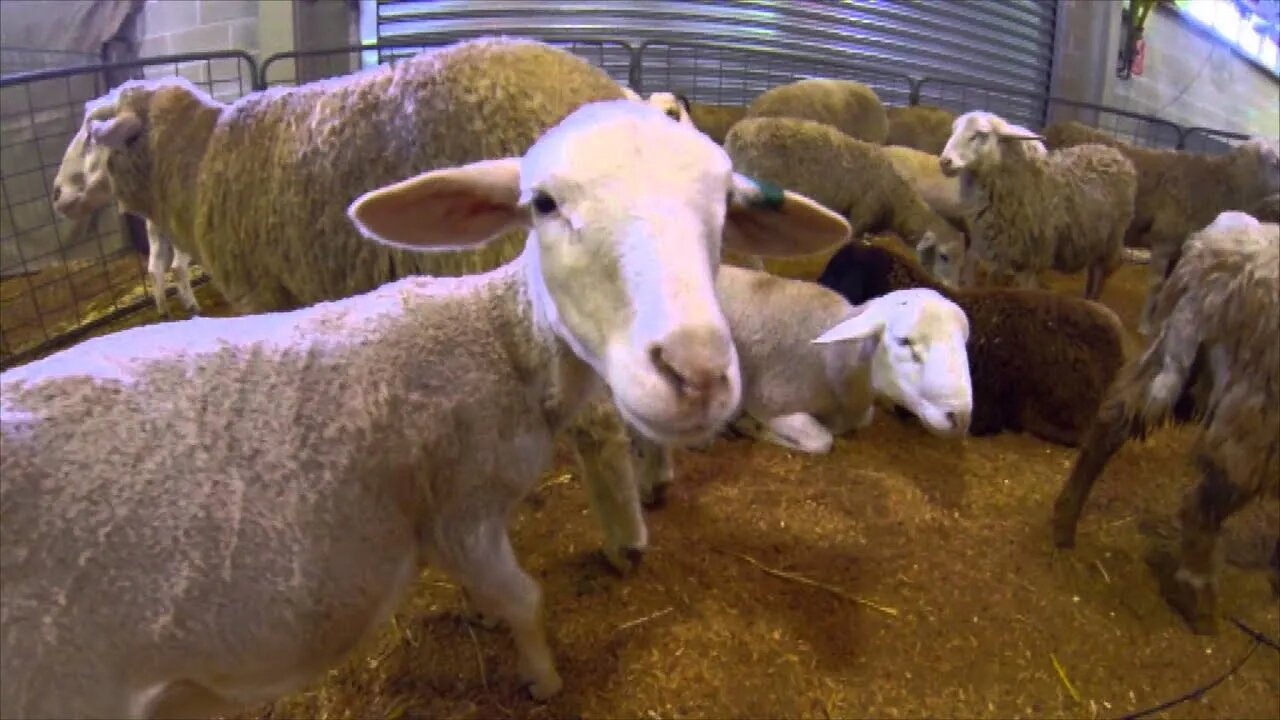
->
1041;121;1280;331
685;101;749;144
885;104;957;155
817;239;1130;447
631;263;974;506
745;78;890;145
0;99;854;719
1051;212;1280;634
52;129;200;317
1249;192;1280;223
50;37;631;316
724;116;968;286
644;90;693;126
939;110;1138;300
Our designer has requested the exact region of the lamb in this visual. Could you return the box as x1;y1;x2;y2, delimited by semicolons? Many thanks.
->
1041;121;1280;331
0;99;853;718
939;110;1138;300
745;78;889;144
1051;212;1280;634
50;37;629;315
725;116;969;287
644;90;693;125
885;104;956;155
817;239;1130;447
631;264;973;505
52;127;200;317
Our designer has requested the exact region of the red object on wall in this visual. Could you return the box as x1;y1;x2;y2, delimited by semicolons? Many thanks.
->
1131;37;1146;75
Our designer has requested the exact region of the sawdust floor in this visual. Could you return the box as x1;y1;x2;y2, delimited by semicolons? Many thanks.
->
213;259;1276;720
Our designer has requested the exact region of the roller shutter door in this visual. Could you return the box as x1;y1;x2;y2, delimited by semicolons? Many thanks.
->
375;0;1058;127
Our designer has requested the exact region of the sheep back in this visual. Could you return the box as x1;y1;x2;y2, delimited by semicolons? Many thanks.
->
686;101;748;143
969;143;1135;276
817;239;1127;445
746;78;889;144
194;37;626;311
885;104;956;155
725;116;947;277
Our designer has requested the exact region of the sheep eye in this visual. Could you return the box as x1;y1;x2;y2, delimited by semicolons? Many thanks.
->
896;337;913;348
939;252;951;263
665;108;681;120
531;191;558;215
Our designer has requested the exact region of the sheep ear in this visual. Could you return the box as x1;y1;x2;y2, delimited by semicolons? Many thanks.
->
674;93;692;114
812;304;884;345
347;157;526;252
89;110;143;149
724;173;851;258
996;126;1044;143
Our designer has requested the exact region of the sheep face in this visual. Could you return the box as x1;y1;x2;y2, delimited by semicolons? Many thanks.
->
938;110;1044;178
1236;137;1280;197
916;228;966;289
646;92;694;126
349;99;851;446
51;95;124;220
814;288;973;437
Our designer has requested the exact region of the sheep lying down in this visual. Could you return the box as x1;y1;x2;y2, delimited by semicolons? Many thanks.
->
632;266;973;505
0;99;853;719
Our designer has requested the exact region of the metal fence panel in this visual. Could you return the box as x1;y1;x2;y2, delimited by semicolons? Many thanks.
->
635;39;917;110
0;51;257;370
1179;126;1256;155
913;76;1050;136
260;37;636;89
0;46;98;78
1045;98;1184;149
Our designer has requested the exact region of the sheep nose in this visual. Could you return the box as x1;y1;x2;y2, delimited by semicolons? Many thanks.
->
938;156;953;172
946;410;970;434
51;186;62;203
649;326;733;401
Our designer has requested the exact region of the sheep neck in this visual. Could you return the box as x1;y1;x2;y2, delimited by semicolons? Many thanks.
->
142;93;222;244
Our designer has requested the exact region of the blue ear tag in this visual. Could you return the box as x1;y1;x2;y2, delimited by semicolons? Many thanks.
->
749;177;786;211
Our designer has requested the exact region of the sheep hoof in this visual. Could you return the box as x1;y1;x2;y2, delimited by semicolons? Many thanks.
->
603;544;646;576
1150;552;1220;635
641;481;671;509
522;670;563;702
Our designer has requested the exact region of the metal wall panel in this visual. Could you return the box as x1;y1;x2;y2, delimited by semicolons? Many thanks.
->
376;0;1058;109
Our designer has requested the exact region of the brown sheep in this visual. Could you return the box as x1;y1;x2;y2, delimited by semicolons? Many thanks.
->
745;78;889;144
1051;213;1280;635
816;239;1129;446
1041;121;1280;331
725;116;967;287
686;100;748;143
885;104;957;155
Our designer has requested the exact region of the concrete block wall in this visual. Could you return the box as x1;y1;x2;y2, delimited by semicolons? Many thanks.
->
1051;0;1280;143
137;0;260;102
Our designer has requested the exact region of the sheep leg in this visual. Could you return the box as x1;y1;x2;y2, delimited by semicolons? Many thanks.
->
567;405;648;575
758;413;834;455
1166;457;1252;635
445;521;562;700
1051;393;1131;548
147;234;175;317
630;429;675;509
171;246;201;314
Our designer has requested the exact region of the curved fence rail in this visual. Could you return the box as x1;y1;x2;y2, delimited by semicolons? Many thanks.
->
0;36;1269;369
0;50;257;369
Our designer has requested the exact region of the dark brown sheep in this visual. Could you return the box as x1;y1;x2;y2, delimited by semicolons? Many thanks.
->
816;239;1129;446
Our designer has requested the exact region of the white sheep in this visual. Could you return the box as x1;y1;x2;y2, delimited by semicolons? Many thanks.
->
0;99;853;719
633;265;973;504
939;110;1137;299
49;37;630;315
52;131;200;317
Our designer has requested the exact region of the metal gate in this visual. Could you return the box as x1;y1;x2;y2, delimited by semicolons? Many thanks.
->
373;0;1059;100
